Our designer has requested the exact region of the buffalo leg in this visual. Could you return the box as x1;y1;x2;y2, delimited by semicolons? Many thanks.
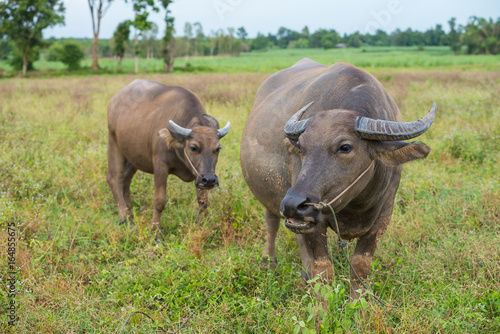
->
195;188;210;224
296;224;333;281
122;160;137;217
106;135;132;223
350;217;389;300
151;163;168;233
261;209;280;270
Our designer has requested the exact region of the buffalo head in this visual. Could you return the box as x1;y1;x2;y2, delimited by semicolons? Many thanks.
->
280;102;436;234
158;118;230;189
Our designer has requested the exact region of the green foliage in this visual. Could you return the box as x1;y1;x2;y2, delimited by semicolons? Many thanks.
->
60;42;85;70
251;33;270;51
463;16;500;54
291;277;370;333
10;47;39;70
0;39;13;60
113;21;131;58
446;17;463;54
0;0;65;74
47;42;64;61
160;0;175;72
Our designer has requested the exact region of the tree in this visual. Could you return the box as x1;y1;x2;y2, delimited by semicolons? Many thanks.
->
61;42;85;70
276;27;300;48
446;17;462;54
88;0;113;71
0;0;65;75
251;33;269;50
48;41;64;61
237;26;247;41
183;22;193;59
130;0;159;73
160;0;175;72
113;20;131;69
463;16;500;55
193;22;203;56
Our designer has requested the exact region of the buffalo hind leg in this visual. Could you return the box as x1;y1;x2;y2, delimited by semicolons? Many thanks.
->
261;209;280;270
106;135;132;224
122;160;137;225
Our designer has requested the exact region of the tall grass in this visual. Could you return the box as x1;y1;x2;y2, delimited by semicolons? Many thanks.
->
0;68;499;332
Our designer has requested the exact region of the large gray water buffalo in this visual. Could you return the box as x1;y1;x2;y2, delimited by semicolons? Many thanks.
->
240;59;436;298
107;79;230;234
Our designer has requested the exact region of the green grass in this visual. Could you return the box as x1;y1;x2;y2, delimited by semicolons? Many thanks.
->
1;46;499;76
0;66;499;332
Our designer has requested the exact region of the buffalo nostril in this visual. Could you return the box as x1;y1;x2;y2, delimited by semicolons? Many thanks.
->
297;201;309;212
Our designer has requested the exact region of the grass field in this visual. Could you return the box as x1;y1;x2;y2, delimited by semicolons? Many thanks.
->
0;56;499;332
1;46;500;76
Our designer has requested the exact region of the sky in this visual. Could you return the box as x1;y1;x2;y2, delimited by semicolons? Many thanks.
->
44;0;499;39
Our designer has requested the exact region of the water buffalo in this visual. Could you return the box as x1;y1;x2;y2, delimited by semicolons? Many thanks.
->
107;79;230;234
240;59;436;298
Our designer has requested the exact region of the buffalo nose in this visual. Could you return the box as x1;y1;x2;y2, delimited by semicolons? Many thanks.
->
198;174;219;188
280;191;318;218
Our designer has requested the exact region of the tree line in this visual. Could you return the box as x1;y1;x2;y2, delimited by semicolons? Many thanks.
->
0;0;498;75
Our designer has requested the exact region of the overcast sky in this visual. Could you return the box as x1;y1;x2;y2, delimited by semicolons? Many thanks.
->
45;0;499;39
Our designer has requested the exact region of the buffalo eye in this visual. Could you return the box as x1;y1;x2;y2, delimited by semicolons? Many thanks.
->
190;145;199;152
287;138;301;150
215;146;222;153
337;144;352;154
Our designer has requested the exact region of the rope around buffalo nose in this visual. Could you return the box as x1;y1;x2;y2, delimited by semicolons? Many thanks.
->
305;160;397;309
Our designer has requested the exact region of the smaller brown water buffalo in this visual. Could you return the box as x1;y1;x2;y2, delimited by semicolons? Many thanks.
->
240;59;436;299
107;79;230;233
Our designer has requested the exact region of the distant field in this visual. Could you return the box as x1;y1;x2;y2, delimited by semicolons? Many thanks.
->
1;46;500;75
0;59;499;331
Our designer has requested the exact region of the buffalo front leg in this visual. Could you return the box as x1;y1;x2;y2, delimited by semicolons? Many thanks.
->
151;164;168;237
106;135;132;224
195;188;210;224
261;209;280;270
350;229;384;301
296;224;333;282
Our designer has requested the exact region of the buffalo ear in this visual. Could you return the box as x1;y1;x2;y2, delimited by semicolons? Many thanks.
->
202;114;220;129
158;128;183;148
374;141;431;167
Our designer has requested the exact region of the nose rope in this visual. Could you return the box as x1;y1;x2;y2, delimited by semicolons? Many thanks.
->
184;148;203;179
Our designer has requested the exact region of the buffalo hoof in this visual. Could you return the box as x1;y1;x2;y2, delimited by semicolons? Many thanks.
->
301;270;311;282
119;216;135;228
260;256;277;271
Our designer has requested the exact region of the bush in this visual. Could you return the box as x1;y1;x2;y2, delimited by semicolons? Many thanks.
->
61;42;84;70
47;42;64;61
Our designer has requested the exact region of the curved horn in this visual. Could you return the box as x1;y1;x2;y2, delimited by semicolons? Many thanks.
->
355;102;437;141
284;101;314;140
217;121;231;138
169;120;192;138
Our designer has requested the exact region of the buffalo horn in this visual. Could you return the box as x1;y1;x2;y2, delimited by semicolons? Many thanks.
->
217;121;231;138
355;102;437;141
169;120;192;138
284;101;314;140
